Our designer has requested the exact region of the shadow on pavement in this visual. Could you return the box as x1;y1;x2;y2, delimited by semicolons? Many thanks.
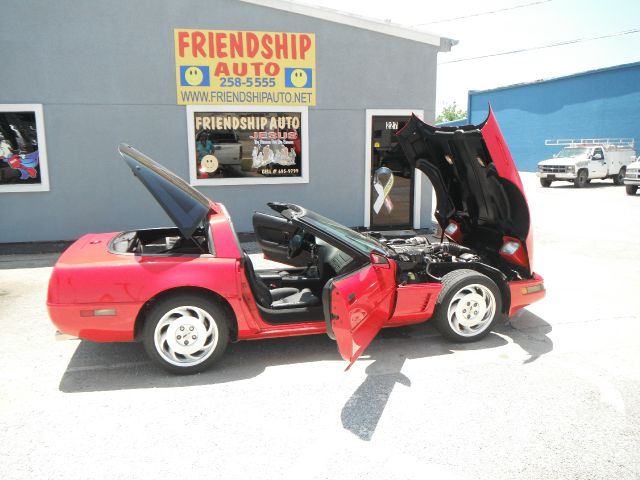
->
59;309;553;441
548;182;618;189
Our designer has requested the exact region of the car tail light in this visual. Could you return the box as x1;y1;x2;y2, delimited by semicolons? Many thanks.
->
499;236;529;269
444;221;462;243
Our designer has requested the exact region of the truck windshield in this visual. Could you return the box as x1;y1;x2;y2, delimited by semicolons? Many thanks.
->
556;147;589;158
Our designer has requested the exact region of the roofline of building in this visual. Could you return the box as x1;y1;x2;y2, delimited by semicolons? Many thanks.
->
469;60;640;96
238;0;457;51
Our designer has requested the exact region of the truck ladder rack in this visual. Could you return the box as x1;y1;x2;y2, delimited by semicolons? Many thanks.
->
545;138;635;148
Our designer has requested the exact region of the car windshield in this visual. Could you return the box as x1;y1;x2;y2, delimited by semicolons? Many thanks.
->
556;147;589;158
292;206;388;256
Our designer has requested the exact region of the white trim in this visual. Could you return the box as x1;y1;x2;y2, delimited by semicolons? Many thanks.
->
239;0;444;47
186;105;309;186
0;104;49;193
364;109;424;230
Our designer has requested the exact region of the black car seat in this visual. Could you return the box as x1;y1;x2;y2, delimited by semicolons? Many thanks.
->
242;253;320;310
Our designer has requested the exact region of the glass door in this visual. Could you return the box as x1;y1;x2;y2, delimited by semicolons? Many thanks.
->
369;115;413;229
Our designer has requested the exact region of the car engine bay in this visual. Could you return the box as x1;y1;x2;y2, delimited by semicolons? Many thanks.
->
372;234;524;284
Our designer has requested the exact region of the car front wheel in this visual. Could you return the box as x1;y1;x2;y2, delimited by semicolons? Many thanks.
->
142;294;230;374
434;269;502;342
627;185;638;196
540;178;552;188
574;169;588;188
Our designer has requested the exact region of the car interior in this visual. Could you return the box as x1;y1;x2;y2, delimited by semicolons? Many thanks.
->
243;230;358;324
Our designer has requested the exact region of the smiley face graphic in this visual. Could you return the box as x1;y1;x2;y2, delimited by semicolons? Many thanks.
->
200;155;219;174
185;67;204;86
289;68;308;88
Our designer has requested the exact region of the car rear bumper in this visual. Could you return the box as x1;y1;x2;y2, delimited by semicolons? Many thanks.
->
507;274;545;316
48;302;140;342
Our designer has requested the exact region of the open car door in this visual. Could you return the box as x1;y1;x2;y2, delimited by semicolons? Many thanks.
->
252;211;311;267
323;253;397;369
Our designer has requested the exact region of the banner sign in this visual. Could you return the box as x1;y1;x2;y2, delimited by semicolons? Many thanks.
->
187;106;309;186
175;29;316;106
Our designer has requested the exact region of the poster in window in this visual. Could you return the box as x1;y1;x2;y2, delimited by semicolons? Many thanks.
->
0;104;49;192
187;106;309;185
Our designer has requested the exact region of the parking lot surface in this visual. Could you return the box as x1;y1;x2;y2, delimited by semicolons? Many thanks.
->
1;174;639;479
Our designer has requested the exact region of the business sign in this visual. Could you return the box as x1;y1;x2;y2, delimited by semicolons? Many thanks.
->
187;105;309;186
175;29;316;106
0;104;49;193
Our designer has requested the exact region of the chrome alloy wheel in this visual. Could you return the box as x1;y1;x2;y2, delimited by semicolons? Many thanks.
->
447;283;496;337
153;305;219;367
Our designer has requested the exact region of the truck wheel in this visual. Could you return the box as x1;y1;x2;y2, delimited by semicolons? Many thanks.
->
613;167;626;186
433;269;502;343
540;178;552;188
142;294;230;374
574;169;588;188
627;185;638;196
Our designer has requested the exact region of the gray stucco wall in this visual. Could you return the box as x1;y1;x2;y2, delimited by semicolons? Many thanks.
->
0;0;437;242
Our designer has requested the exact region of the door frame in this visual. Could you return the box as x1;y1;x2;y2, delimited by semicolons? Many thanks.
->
364;109;424;229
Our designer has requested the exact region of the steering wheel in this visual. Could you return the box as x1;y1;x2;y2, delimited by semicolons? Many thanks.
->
287;230;305;259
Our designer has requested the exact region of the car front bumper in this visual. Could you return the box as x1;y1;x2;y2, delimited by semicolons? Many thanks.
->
623;177;640;186
537;172;576;180
508;274;545;316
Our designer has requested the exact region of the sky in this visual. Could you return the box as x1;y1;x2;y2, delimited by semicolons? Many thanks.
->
304;0;640;116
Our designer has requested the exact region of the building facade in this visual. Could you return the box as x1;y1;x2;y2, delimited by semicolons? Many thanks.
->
0;0;453;243
466;62;640;171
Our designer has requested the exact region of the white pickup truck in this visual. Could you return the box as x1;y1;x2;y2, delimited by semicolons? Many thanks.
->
623;156;640;196
537;139;636;188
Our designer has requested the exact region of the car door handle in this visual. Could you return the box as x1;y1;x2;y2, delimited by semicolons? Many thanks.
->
347;293;356;304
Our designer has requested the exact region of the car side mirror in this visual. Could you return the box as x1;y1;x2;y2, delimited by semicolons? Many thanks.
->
370;252;390;269
592;153;603;160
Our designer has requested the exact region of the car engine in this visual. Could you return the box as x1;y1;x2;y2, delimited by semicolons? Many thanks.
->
379;236;484;284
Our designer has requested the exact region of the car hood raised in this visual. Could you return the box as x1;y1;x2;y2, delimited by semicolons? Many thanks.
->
396;109;533;272
118;144;212;240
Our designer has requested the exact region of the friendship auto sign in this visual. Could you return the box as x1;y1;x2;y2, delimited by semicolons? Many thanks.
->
174;29;316;106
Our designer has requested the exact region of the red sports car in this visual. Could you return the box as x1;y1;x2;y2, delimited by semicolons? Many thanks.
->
48;110;545;374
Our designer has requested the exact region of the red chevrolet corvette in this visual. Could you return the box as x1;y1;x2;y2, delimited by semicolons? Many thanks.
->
48;110;545;374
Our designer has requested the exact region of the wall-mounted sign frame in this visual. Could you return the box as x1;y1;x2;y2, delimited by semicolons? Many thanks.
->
187;105;309;186
364;109;424;229
0;104;49;193
175;29;316;106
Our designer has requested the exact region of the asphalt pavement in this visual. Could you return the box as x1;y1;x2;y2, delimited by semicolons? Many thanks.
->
0;173;639;479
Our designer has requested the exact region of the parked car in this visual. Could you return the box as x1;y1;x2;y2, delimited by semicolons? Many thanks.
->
47;110;545;374
623;155;640;195
537;138;636;188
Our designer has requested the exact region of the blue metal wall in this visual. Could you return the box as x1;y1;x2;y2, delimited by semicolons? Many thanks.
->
468;62;640;171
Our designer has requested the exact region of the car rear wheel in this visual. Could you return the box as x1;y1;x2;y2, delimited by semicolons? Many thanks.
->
433;269;502;342
627;185;638;196
574;169;588;188
142;294;229;374
540;178;552;188
613;167;626;185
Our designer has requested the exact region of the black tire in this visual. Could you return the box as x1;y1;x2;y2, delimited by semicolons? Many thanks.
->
574;169;588;188
613;167;626;186
433;269;503;343
540;178;552;188
141;293;230;374
627;185;638;196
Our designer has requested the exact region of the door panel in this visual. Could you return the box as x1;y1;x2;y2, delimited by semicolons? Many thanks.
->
324;259;397;368
252;212;310;267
